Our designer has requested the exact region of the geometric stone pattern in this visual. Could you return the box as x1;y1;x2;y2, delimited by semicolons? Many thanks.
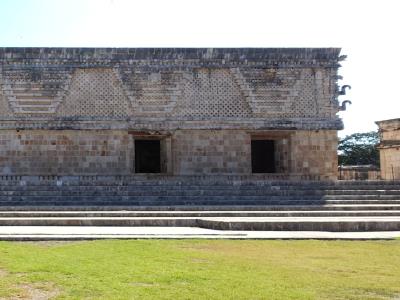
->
0;66;72;115
0;66;336;120
233;68;336;118
57;68;131;118
118;69;183;117
0;48;343;131
175;69;252;118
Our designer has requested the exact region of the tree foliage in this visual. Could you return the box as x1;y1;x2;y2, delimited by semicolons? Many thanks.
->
338;131;380;166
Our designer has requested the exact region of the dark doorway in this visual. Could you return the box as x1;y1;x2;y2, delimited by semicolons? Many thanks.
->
251;140;276;173
135;140;161;173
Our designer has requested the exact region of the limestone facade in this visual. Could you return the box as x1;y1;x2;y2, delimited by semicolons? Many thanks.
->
0;48;345;180
376;118;400;180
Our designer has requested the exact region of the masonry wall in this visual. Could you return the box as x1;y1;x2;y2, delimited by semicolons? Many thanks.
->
172;130;251;175
290;130;338;180
376;119;400;180
380;148;400;180
172;129;338;178
0;129;338;179
0;130;132;175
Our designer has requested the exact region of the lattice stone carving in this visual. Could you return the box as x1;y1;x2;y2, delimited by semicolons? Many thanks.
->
117;69;182;116
0;67;72;115
174;68;252;118
290;69;318;117
57;68;131;118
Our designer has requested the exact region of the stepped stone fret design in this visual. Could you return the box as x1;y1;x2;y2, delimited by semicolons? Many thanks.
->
0;48;343;130
0;67;72;115
117;68;182;116
232;68;334;118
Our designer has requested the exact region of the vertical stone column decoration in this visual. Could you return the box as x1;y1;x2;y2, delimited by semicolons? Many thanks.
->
127;135;135;174
275;137;291;173
160;136;173;174
0;69;12;117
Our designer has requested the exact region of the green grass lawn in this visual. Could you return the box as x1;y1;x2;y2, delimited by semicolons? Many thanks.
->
0;239;399;300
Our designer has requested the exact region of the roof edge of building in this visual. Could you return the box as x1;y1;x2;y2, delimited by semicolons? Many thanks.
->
0;47;342;63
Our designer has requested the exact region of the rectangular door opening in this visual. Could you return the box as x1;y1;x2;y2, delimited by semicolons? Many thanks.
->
251;140;276;173
135;140;161;173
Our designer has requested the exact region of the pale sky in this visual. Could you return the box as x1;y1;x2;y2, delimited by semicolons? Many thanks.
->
1;0;399;137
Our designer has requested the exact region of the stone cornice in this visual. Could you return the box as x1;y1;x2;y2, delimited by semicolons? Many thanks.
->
0;48;342;68
0;118;343;131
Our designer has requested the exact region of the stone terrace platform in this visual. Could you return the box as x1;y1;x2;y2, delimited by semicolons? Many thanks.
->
1;176;400;239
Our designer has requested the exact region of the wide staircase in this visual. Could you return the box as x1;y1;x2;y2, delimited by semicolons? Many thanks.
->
1;175;400;232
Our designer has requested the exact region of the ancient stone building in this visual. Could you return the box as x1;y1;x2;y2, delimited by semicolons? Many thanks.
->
0;48;346;180
376;118;400;180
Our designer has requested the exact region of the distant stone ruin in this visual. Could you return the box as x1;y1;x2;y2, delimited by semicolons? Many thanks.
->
377;118;400;180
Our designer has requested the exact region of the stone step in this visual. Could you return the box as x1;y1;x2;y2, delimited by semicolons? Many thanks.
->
0;189;331;195
322;195;400;200
1;227;399;240
0;196;327;202
1;210;400;218
198;217;400;231
1;200;400;209
0;191;400;202
1;186;400;195
0;180;399;189
1;204;399;211
4;192;398;199
2;188;400;196
1;216;399;231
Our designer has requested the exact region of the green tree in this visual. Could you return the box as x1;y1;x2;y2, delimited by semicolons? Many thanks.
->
338;131;380;166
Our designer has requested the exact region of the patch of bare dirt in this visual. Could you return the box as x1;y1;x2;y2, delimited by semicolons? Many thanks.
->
130;282;158;287
190;258;210;263
0;269;8;278
2;284;60;300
